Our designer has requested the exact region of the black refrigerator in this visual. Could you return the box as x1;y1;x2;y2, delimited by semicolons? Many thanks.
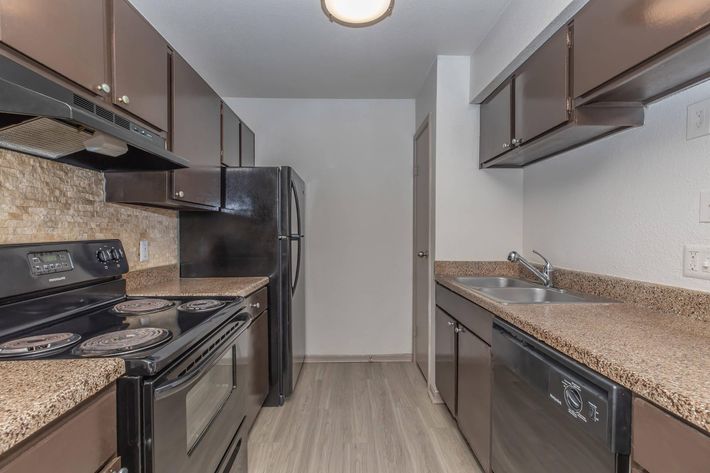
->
179;166;305;406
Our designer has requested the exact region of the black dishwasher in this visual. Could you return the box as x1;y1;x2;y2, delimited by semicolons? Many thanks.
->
491;319;631;473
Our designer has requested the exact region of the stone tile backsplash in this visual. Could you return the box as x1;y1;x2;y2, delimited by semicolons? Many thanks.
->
0;149;177;270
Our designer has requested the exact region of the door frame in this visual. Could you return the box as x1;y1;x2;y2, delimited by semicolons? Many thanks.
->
411;114;437;401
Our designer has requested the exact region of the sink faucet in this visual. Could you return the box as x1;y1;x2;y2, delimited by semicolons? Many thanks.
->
507;250;554;287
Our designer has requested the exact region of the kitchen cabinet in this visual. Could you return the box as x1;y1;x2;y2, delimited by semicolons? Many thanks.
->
573;0;710;102
172;52;222;167
631;397;710;473
112;0;169;131
222;104;241;167
0;0;109;96
435;307;457;415
240;122;256;167
242;287;269;432
0;385;118;473
479;80;513;165
514;28;569;145
435;284;493;472
456;326;491;473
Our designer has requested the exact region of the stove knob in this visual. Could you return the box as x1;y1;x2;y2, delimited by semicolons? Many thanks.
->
564;386;583;413
108;248;120;261
97;250;109;263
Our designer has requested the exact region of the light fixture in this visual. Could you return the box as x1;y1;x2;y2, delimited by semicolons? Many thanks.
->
322;0;395;28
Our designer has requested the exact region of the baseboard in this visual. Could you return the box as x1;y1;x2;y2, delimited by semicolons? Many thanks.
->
428;383;443;404
304;353;413;363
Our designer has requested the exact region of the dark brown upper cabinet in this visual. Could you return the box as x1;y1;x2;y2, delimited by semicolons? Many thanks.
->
574;0;710;104
479;80;513;165
112;0;169;131
171;52;221;167
221;103;241;167
240;122;256;167
0;0;109;96
514;28;570;145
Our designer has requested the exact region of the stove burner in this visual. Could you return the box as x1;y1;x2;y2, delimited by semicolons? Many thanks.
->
0;332;81;358
113;299;174;315
177;299;227;313
75;328;171;356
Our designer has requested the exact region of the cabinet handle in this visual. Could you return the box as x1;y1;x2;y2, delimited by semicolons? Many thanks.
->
118;95;130;104
96;83;111;94
175;190;185;198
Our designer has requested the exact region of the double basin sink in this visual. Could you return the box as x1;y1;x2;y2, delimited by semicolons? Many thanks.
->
453;277;614;305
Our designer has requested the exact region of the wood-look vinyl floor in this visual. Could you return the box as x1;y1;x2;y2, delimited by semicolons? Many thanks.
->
248;362;483;473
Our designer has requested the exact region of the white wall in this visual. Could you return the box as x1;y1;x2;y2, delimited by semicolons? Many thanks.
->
524;80;710;291
470;0;587;102
435;56;524;261
227;98;415;357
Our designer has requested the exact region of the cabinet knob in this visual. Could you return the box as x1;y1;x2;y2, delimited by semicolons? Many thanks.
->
250;302;261;310
447;321;455;327
175;190;185;198
511;138;523;146
502;143;510;149
96;83;111;94
118;95;130;104
454;326;463;334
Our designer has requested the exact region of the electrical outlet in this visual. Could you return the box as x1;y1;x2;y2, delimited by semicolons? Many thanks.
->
701;191;710;223
139;240;149;262
687;98;710;140
683;245;710;280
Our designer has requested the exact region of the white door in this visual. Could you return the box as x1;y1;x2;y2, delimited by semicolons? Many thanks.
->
413;119;431;380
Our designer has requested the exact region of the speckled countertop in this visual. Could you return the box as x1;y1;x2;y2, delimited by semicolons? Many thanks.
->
436;264;710;433
0;359;125;456
124;264;269;298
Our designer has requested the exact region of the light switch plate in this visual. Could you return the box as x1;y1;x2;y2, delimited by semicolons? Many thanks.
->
139;240;149;262
701;191;710;223
687;98;710;140
683;245;710;280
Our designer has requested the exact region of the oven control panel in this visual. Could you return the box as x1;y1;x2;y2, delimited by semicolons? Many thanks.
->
27;250;74;276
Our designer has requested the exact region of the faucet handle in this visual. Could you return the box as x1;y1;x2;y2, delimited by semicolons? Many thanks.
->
532;250;553;272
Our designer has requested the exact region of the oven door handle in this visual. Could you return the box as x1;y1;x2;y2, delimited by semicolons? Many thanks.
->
154;338;235;400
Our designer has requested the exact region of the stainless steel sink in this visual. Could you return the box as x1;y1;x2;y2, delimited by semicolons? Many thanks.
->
453;277;539;288
473;287;614;305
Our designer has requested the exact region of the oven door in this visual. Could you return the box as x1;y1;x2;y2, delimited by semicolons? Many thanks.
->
146;324;247;473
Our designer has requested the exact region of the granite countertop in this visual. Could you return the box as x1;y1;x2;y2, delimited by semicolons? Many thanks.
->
0;359;125;456
435;267;710;434
124;264;269;298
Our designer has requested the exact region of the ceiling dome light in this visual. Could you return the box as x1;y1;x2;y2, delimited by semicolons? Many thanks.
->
322;0;395;28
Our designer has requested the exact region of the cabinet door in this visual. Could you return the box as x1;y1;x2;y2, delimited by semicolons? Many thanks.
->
435;308;457;416
222;104;241;167
573;0;710;98
479;80;513;165
514;27;569;145
172;167;221;208
457;327;491;473
172;53;221;166
112;0;169;131
240;122;255;167
0;0;108;95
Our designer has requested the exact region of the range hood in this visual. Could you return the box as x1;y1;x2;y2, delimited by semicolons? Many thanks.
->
0;55;188;171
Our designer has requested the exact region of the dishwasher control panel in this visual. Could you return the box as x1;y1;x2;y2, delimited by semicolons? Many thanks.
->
548;369;609;442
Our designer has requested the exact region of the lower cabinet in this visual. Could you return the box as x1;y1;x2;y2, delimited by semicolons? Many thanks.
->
435;284;492;473
435;307;457;415
631;397;710;473
456;326;491;473
242;287;270;433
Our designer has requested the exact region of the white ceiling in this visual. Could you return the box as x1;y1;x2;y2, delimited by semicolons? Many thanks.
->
128;0;510;99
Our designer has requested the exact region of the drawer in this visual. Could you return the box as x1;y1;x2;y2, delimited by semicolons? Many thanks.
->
436;283;492;345
0;385;117;473
632;397;710;473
